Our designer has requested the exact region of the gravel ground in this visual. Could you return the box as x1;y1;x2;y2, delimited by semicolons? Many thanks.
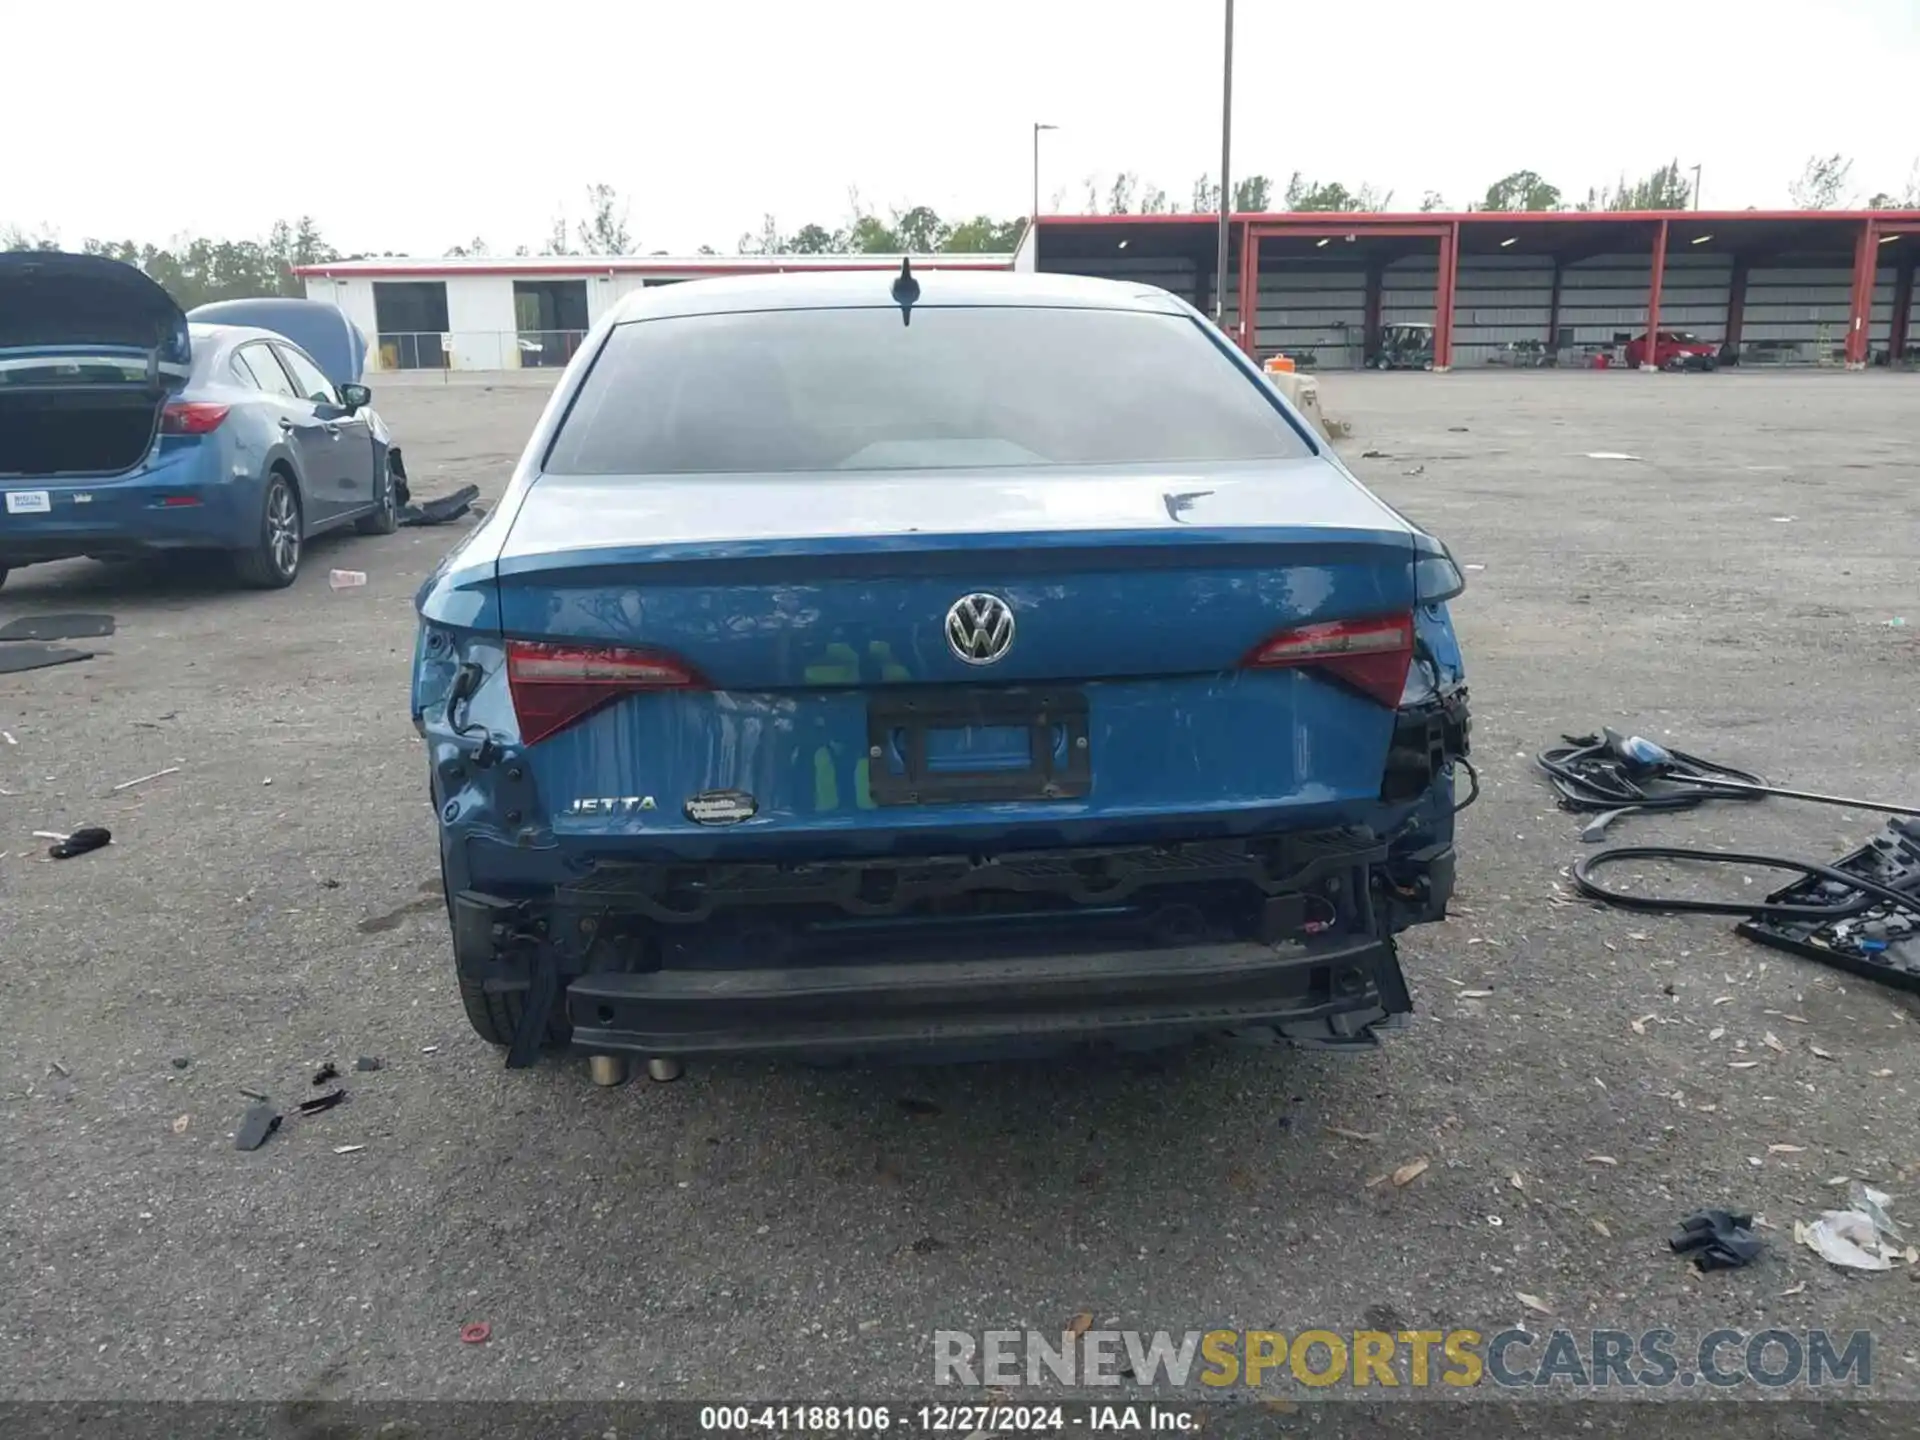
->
2;369;1918;1411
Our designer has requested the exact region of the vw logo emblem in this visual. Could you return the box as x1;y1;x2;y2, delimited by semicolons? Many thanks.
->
945;592;1015;665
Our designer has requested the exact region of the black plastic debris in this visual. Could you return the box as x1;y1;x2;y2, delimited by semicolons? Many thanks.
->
312;1062;340;1086
353;1056;382;1072
48;826;111;860
234;1102;282;1151
1736;819;1920;991
298;1089;347;1117
0;644;93;675
171;1056;191;1071
0;613;116;642
398;484;480;528
1670;1209;1763;1270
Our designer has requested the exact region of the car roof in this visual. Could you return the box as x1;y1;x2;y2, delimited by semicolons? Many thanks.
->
189;321;297;348
606;269;1192;325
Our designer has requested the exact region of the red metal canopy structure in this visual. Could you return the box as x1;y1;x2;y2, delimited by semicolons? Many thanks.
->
1027;210;1920;371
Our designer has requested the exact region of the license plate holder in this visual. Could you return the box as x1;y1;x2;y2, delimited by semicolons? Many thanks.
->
5;490;52;515
866;687;1091;806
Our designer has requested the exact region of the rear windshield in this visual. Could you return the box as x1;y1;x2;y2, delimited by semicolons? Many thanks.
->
543;305;1314;475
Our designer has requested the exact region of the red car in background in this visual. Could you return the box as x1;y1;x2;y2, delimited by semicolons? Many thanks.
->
1625;329;1719;370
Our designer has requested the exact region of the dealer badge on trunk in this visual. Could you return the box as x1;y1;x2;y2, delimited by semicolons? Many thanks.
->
945;593;1015;665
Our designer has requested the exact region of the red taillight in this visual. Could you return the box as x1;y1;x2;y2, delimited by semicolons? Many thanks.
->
505;640;707;745
1242;612;1415;707
160;402;230;435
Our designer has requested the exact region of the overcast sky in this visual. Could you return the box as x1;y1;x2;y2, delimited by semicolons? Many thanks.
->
8;0;1918;256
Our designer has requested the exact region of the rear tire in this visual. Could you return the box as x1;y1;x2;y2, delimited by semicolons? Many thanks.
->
457;977;574;1050
231;472;302;589
442;859;572;1051
355;456;401;536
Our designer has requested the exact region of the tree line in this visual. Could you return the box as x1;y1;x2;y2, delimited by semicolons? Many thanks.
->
8;155;1916;312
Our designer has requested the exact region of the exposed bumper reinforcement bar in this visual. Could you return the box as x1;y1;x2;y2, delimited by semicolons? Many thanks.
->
562;933;1411;1060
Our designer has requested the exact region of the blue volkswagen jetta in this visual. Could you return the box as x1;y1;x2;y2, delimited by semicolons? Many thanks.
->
413;268;1471;1068
0;252;402;590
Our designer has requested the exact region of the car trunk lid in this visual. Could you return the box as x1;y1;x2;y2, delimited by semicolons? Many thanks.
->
494;459;1414;684
488;460;1421;853
0;252;192;479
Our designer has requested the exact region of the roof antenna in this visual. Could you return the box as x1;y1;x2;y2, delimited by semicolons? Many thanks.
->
891;256;919;326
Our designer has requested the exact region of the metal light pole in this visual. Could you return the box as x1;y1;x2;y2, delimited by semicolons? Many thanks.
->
1690;164;1702;210
1214;0;1235;328
1032;122;1058;227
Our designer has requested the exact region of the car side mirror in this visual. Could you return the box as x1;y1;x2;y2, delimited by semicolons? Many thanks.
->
340;383;372;412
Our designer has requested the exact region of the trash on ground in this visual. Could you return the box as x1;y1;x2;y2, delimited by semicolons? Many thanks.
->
1590;1219;1612;1238
1799;1185;1904;1271
312;1062;340;1086
297;1089;347;1117
1803;1212;1895;1270
233;1102;281;1151
237;1086;268;1101
0;613;115;642
171;1114;189;1135
48;826;111;860
171;1056;190;1070
1464;563;1486;572
1584;452;1642;461
333;1144;366;1155
1402;465;1425;477
354;1056;382;1072
1516;1293;1553;1315
1850;1182;1904;1243
1779;1281;1807;1296
1;731;13;744
1670;1209;1764;1270
1769;1144;1806;1154
1360;449;1390;459
1586;1154;1619;1166
400;484;482;528
460;1322;492;1345
1809;1045;1837;1060
328;569;368;591
0;643;95;675
1391;1157;1430;1187
111;766;180;793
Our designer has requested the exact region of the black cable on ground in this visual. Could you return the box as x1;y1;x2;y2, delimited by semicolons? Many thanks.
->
1537;733;1767;817
1451;757;1480;816
1572;845;1920;923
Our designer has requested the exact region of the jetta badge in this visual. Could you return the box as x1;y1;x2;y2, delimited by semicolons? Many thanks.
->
945;593;1015;665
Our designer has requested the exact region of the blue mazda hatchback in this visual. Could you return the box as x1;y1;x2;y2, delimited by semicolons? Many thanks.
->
413;268;1472;1068
0;252;402;590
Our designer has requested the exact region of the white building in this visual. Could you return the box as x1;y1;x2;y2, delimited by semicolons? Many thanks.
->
295;253;1015;372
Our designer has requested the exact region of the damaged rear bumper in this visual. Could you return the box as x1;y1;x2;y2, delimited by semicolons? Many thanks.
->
561;933;1412;1060
450;825;1450;1063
